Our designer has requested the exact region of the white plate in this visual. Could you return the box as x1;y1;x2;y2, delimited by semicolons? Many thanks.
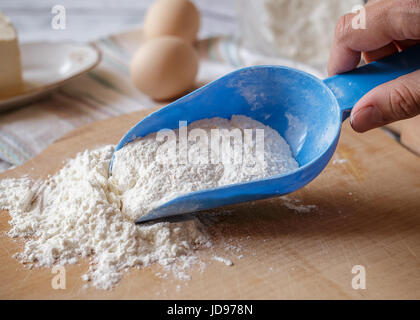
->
0;42;101;112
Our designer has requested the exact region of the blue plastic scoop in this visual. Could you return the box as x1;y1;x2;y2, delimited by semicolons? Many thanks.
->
111;45;420;224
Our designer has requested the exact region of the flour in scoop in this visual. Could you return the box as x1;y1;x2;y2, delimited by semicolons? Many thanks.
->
110;115;298;219
0;115;298;290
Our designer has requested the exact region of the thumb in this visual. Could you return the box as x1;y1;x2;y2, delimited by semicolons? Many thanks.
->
350;70;420;133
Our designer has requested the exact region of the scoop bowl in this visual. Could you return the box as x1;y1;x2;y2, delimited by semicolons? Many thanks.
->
110;45;420;223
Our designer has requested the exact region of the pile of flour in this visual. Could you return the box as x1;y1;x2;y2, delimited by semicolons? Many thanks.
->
0;115;298;289
0;147;209;290
111;115;298;219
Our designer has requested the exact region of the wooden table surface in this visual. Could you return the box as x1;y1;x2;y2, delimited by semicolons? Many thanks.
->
1;109;419;299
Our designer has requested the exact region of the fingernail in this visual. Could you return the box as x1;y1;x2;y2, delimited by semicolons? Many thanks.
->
350;105;384;132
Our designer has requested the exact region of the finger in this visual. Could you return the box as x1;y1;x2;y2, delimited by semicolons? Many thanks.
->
328;0;420;76
394;39;420;51
362;42;399;64
328;0;392;75
350;70;420;132
362;40;420;64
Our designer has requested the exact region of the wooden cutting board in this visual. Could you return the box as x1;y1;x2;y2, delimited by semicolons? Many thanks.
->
386;116;420;156
1;109;420;299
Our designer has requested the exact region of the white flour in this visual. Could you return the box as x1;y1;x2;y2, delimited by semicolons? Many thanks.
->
0;115;298;290
212;255;233;266
240;0;363;69
111;115;298;219
0;147;209;290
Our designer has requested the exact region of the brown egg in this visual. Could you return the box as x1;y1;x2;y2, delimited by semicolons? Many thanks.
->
143;0;200;43
130;36;199;101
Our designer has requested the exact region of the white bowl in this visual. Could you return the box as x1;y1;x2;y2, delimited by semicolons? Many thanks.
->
0;41;101;112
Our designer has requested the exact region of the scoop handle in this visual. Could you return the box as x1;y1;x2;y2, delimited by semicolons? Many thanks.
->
323;45;420;121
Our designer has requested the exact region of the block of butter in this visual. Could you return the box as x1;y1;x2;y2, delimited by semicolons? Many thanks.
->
0;11;23;99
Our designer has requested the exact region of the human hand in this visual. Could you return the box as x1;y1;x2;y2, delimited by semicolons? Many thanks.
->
328;0;420;132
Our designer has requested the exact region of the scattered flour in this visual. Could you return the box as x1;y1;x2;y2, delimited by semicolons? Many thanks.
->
212;256;233;267
280;196;318;213
332;154;348;165
0;115;298;290
0;147;209;290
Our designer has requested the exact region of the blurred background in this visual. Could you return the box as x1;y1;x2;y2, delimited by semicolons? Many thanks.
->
2;0;363;71
2;0;237;42
0;0;369;172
